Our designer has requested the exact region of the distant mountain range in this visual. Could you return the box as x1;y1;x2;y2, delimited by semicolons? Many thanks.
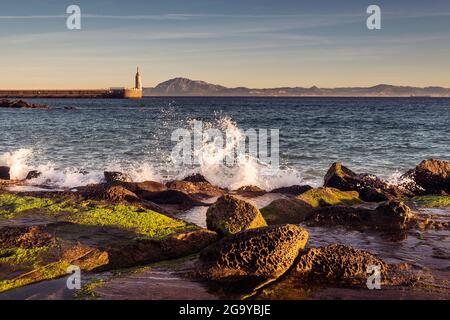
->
144;77;450;97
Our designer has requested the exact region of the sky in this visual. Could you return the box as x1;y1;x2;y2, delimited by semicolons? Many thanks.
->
0;0;449;89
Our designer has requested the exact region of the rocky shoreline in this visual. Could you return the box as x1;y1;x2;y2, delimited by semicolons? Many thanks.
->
0;99;48;109
0;159;449;299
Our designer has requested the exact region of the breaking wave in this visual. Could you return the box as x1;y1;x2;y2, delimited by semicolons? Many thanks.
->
0;116;304;191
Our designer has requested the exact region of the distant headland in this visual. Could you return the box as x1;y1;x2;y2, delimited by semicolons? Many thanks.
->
2;74;450;98
145;78;450;97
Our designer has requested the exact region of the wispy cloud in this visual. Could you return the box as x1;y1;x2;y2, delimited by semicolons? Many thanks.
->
1;11;449;21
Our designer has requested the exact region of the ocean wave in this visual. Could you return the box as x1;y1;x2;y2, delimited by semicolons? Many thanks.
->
0;129;304;190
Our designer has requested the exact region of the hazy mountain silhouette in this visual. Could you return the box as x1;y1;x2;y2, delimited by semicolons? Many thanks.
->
144;77;450;97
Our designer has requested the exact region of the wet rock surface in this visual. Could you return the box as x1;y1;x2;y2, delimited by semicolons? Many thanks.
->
307;200;416;230
402;159;450;195
206;195;267;236
324;162;403;202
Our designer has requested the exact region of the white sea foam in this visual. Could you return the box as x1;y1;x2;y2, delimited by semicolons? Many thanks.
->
1;118;304;190
171;117;304;190
0;148;33;180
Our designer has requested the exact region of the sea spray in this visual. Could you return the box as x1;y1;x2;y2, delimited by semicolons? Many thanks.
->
0;118;305;190
0;148;33;180
170;117;303;190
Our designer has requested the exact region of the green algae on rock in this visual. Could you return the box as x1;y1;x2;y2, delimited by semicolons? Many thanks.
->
0;193;79;219
296;187;361;207
260;198;313;225
260;187;361;225
65;204;197;239
0;192;217;293
412;195;450;208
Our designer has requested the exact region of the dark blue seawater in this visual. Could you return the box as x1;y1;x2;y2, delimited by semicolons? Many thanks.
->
0;97;449;188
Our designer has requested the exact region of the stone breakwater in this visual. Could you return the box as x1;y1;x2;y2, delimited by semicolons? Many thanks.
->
0;159;449;299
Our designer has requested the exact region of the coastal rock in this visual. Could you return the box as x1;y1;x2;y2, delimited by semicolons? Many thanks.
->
373;200;415;229
104;171;132;183
324;162;403;202
0;99;48;109
260;187;361;225
306;206;373;226
260;198;313;224
307;200;415;230
289;244;387;286
100;185;140;202
106;229;220;269
25;170;41;180
270;185;313;196
402;159;450;195
122;181;167;194
198;224;308;286
140;190;206;209
206;195;267;236
77;183;139;202
233;185;267;198
0;166;10;180
0;221;219;290
182;173;209;183
296;187;361;207
0;225;55;248
166;180;224;199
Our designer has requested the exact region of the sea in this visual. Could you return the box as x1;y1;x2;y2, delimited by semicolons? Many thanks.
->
1;97;449;190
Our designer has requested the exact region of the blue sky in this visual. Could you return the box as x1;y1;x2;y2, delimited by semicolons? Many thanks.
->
1;0;449;88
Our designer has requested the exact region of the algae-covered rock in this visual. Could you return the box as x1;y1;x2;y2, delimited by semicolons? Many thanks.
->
412;195;450;207
260;187;361;225
324;162;403;202
296;187;361;207
0;193;217;293
206;195;267;236
198;224;308;286
290;244;387;286
260;198;313;224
